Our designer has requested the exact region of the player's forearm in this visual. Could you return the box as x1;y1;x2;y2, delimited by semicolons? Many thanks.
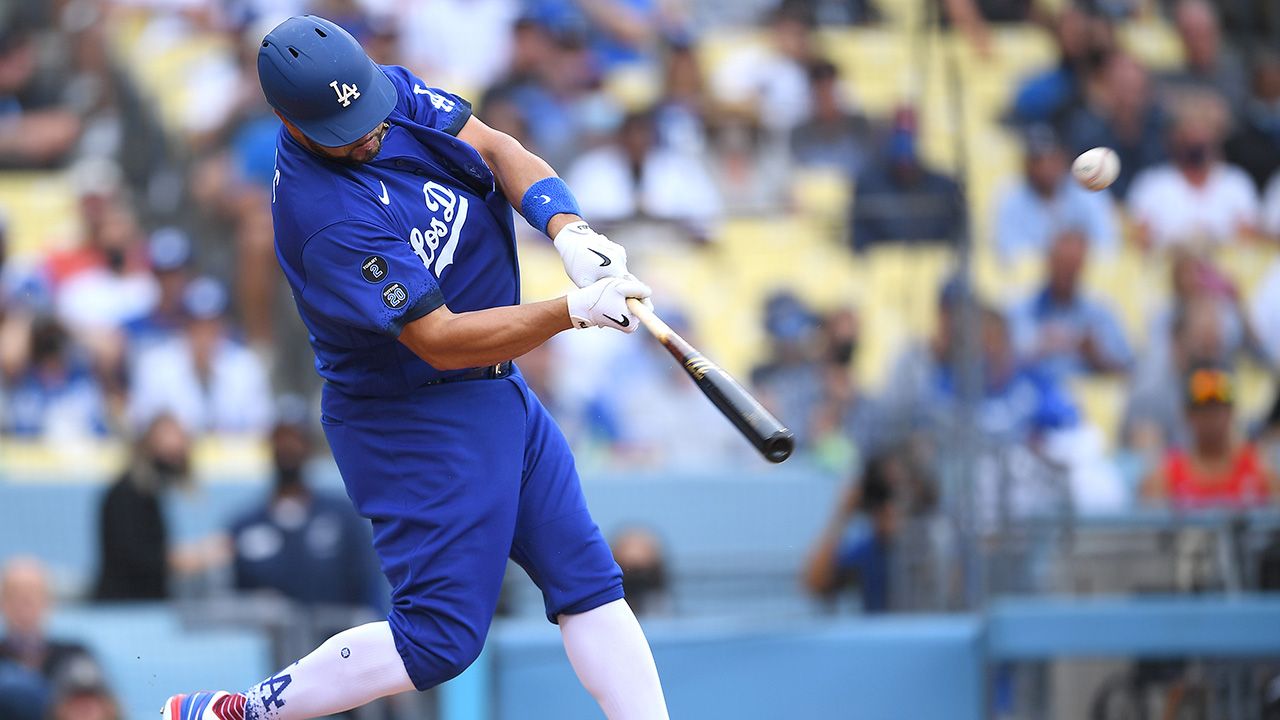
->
399;299;572;370
466;123;580;236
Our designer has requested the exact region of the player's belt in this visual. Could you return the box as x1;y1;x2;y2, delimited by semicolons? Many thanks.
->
423;361;513;386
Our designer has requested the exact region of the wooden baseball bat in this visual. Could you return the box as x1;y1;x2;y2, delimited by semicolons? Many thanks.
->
626;298;795;463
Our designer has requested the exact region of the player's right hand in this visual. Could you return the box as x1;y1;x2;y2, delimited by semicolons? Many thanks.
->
566;276;651;333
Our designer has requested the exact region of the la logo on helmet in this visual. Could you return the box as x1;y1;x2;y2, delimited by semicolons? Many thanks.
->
330;81;361;107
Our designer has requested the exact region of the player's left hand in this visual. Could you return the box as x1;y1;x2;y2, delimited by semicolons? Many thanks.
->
553;221;629;288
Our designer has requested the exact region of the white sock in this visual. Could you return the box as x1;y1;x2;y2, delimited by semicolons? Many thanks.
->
243;622;415;720
560;599;669;720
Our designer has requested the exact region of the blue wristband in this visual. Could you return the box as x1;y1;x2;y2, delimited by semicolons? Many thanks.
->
521;177;582;235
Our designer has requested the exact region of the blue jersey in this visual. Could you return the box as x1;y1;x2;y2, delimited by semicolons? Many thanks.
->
271;65;519;397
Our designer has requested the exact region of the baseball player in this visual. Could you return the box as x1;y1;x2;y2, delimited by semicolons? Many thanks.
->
162;15;668;720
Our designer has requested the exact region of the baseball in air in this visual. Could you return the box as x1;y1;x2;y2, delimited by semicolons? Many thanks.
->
1072;147;1120;191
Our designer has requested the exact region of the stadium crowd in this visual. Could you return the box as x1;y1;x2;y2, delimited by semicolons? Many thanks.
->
2;0;1280;713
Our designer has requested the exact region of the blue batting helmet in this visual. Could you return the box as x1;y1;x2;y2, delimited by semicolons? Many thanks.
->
257;16;396;147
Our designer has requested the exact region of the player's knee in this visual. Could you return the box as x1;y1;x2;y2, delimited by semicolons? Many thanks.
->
390;611;486;688
436;635;485;683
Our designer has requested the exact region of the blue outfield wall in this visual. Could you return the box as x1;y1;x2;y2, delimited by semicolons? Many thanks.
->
484;617;986;720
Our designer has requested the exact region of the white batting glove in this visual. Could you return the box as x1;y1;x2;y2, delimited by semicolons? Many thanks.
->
566;276;651;333
553;221;629;288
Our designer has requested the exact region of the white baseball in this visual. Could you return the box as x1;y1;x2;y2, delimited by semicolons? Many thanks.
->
1072;147;1120;191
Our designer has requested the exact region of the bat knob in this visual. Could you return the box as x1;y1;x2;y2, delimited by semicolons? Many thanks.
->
763;431;795;464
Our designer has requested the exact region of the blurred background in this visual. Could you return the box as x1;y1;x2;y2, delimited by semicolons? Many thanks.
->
1;0;1280;718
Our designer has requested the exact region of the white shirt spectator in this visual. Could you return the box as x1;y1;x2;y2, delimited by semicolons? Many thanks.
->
1127;163;1259;247
1262;170;1280;239
566;145;723;237
710;45;809;132
128;336;272;434
55;268;158;331
397;0;519;92
993;179;1119;264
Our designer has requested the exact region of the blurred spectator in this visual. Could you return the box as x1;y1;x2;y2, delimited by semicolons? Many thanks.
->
1141;364;1278;506
1127;93;1259;248
1223;50;1280;192
0;658;46;720
0;558;94;681
803;453;903;613
809;306;885;470
1266;170;1280;239
711;4;816;133
566;109;722;240
1009;229;1132;379
940;306;1079;444
94;413;190;601
789;59;872;177
938;0;1033;59
46;654;119;720
1148;249;1266;367
53;198;157;334
993;125;1118;265
1249;250;1280;361
524;0;677;71
483;19;603;169
878;276;966;443
122;227;193;354
851;109;964;251
1007;6;1115;129
228;405;381;610
1064;53;1168;198
1;316;108;439
752;291;825;445
1159;0;1248;110
653;38;710;155
706;109;793;215
611;527;671;616
0;19;83;169
603;310;751;465
401;0;519;91
1125;296;1231;453
783;0;880;25
128;276;271;434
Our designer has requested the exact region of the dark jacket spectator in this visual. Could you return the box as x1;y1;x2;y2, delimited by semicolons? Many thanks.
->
1064;53;1169;198
229;410;381;611
851;111;964;251
1223;50;1280;192
0;558;94;683
0;658;47;720
94;413;191;601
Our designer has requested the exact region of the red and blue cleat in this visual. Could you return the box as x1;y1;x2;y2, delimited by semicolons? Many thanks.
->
161;691;246;720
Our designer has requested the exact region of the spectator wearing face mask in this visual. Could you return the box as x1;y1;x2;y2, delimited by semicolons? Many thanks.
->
227;400;381;611
1127;93;1259;248
93;413;191;601
610;527;670;617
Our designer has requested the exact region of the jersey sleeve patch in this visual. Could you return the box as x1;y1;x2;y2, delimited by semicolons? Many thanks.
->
301;220;446;337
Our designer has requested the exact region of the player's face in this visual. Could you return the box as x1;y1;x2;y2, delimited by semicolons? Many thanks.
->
310;121;391;165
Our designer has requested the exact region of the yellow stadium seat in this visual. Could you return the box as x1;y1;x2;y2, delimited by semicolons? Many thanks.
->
0;172;80;258
1069;376;1127;448
1120;22;1185;70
